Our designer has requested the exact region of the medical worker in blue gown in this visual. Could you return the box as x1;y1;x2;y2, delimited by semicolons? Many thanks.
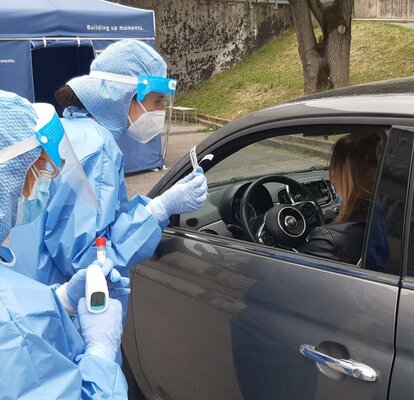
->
0;90;129;399
10;39;208;286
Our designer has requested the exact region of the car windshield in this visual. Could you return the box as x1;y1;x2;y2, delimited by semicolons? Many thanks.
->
206;134;333;186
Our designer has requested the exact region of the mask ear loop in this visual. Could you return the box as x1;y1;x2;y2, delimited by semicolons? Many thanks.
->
43;162;60;179
30;165;40;179
35;154;61;179
23;165;40;200
128;100;148;127
138;101;148;114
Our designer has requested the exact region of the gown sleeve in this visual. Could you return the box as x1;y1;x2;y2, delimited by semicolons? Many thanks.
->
0;265;128;399
43;121;163;279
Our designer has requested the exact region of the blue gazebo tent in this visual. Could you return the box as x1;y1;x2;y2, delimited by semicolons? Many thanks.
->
0;0;165;173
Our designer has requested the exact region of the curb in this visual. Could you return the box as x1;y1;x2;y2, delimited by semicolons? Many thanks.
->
277;134;333;151
196;113;332;158
196;113;230;128
264;137;331;159
170;129;210;136
354;18;414;23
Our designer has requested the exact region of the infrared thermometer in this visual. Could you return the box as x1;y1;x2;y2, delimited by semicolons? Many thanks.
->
85;237;109;313
85;263;109;313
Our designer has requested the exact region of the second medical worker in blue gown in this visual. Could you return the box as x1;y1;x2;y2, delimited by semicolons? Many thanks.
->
10;39;208;285
0;90;129;399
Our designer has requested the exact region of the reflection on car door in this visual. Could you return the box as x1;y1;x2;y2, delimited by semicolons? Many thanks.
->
126;235;397;400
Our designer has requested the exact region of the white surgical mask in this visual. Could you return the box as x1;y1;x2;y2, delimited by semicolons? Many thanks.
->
126;102;165;143
16;176;51;225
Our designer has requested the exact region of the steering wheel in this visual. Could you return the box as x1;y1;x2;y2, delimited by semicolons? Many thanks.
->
240;176;325;248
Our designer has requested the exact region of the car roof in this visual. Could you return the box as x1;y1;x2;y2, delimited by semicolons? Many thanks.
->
219;77;414;135
150;78;414;196
288;76;414;101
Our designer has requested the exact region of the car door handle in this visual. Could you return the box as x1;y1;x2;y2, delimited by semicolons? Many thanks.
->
299;344;378;382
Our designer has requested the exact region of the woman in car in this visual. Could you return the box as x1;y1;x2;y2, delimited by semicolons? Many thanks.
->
298;132;384;264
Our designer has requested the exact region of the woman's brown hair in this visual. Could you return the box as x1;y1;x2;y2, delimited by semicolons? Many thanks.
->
330;133;384;223
54;85;84;109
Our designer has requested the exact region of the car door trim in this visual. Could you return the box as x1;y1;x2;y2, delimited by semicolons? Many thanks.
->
163;227;400;286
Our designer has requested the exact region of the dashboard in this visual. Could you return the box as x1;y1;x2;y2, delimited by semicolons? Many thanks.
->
178;170;342;239
277;177;334;206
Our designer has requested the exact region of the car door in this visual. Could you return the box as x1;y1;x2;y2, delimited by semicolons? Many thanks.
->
124;125;409;400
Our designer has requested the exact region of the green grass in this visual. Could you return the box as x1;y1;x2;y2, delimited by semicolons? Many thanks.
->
176;21;414;120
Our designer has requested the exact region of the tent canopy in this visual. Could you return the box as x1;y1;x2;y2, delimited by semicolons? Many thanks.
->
0;0;156;102
0;0;163;172
0;0;155;38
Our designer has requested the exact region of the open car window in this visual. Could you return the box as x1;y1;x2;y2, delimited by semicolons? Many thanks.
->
175;128;391;272
206;134;332;186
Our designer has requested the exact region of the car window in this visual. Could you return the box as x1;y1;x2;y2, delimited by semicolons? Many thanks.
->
179;129;389;270
206;134;331;186
407;202;414;277
401;129;414;277
365;127;414;276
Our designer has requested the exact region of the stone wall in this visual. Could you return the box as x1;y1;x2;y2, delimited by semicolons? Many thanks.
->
115;0;292;91
354;0;414;19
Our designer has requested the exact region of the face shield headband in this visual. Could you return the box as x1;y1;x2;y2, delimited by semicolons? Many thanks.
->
0;104;64;168
0;103;101;212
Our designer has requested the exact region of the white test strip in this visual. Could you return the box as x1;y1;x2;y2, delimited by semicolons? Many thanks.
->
190;145;198;170
200;154;214;163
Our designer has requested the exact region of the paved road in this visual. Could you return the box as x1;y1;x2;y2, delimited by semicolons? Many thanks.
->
125;123;211;196
124;124;330;196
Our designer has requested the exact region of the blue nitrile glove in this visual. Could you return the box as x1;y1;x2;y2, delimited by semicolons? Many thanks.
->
106;267;131;302
55;258;130;315
78;297;123;362
146;166;208;224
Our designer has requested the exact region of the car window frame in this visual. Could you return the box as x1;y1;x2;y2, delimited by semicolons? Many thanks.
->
362;126;414;277
399;126;414;279
164;121;413;281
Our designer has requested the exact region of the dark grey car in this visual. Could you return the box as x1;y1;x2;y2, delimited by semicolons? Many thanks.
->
123;78;414;400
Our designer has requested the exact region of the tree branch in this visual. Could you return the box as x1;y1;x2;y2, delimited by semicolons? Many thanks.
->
288;0;323;93
307;0;324;29
289;0;318;53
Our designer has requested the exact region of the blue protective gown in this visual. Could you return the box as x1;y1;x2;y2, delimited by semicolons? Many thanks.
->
9;112;163;285
0;246;128;399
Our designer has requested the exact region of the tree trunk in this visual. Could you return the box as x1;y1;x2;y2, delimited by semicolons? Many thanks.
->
289;0;324;94
324;1;353;88
289;0;354;94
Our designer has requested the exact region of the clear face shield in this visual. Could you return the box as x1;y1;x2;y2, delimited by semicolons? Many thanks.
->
131;75;176;159
0;103;100;227
88;71;177;159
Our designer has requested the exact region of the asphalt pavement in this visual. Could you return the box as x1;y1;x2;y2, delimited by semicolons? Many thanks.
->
125;122;212;196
